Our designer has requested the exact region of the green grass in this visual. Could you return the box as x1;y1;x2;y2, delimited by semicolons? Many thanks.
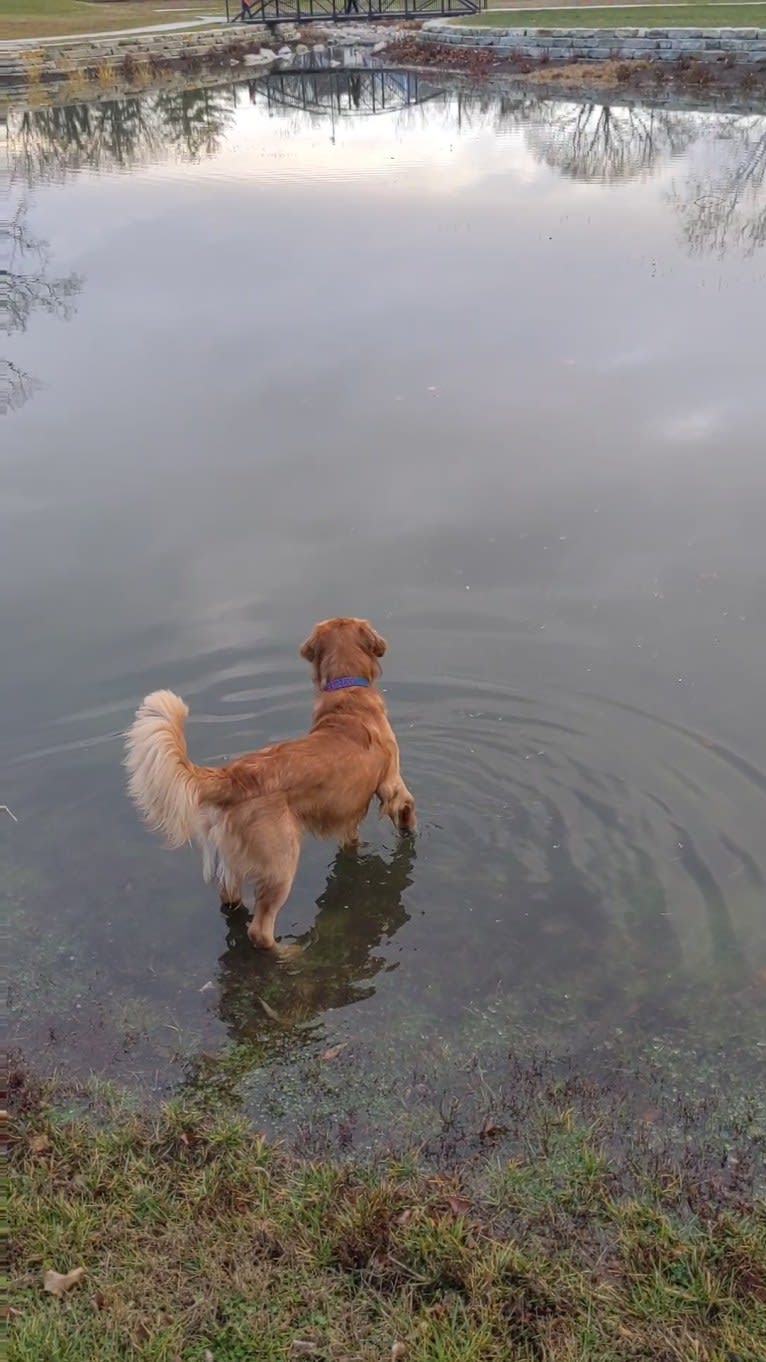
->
10;1069;766;1362
4;0;765;40
0;0;218;42
462;3;766;25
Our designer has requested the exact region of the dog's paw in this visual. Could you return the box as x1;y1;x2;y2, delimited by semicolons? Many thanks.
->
397;801;416;834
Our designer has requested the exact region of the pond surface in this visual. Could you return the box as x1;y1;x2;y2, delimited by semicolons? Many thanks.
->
4;74;766;1146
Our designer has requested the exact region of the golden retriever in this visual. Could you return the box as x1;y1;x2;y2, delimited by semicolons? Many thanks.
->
124;617;416;950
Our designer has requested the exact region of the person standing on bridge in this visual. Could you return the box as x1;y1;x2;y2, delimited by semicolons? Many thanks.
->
344;0;360;13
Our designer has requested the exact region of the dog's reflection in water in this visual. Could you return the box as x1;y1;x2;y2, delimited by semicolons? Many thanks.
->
215;841;416;1039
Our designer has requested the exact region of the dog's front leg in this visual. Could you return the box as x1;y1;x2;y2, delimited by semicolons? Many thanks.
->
377;769;416;835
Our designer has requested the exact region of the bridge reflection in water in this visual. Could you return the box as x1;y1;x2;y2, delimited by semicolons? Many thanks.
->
249;66;444;118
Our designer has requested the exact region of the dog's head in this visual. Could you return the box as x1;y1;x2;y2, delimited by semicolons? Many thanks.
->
300;617;387;689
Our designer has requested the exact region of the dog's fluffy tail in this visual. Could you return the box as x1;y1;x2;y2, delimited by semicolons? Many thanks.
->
124;690;202;847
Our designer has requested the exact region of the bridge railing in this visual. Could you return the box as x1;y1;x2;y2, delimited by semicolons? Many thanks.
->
250;66;444;115
225;0;478;23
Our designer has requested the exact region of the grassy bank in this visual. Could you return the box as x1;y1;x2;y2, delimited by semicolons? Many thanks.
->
12;0;766;41
461;3;766;25
0;0;217;42
10;1066;766;1362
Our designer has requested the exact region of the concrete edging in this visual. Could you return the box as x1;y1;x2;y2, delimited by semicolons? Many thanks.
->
421;17;766;62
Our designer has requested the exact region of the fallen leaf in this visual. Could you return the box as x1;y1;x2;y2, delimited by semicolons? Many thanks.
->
43;1267;85;1298
640;1107;660;1125
254;994;285;1024
320;1043;347;1063
445;1195;472;1218
290;1343;320;1357
204;1351;215;1362
424;1301;448;1318
29;1133;51;1155
392;1344;407;1361
90;1291;106;1312
479;1118;507;1141
7;1306;23;1320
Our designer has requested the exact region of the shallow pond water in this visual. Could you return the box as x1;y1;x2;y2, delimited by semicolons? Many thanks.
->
4;75;766;1143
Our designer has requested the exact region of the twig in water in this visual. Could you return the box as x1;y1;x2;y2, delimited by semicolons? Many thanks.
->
1;805;18;822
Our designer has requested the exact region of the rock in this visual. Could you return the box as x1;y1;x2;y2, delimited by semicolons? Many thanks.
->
295;43;309;55
277;45;292;58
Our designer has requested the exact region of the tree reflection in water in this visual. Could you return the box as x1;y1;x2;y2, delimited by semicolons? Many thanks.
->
9;87;238;185
4;87;764;414
671;116;766;256
2;201;82;413
523;101;696;183
4;88;237;412
453;92;765;253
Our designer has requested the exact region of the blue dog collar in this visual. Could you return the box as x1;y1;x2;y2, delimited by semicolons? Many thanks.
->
323;677;370;693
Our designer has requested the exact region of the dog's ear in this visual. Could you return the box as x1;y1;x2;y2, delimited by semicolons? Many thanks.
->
358;621;387;658
300;628;319;662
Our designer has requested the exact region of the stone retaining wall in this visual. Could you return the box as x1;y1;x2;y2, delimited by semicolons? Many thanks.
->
422;18;766;63
0;20;396;108
1;22;301;100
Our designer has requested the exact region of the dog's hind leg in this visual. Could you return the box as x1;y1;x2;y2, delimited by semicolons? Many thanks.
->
247;876;295;950
245;814;301;951
219;877;243;909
